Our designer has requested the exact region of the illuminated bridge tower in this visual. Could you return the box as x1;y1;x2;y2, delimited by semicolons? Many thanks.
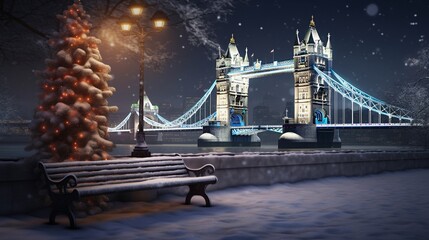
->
280;16;340;148
215;35;250;126
293;16;332;124
199;35;259;147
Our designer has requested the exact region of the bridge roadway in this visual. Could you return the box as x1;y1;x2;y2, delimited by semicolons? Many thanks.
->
111;123;413;135
227;59;294;78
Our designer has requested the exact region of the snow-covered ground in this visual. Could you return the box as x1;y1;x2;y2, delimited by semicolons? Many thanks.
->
1;169;429;240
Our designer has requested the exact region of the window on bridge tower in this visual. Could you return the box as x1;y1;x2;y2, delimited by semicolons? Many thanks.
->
235;95;241;104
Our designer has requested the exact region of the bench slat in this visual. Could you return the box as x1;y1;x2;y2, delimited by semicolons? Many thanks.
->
76;176;218;196
45;160;185;174
74;173;190;188
43;157;182;168
50;169;189;185
48;164;187;179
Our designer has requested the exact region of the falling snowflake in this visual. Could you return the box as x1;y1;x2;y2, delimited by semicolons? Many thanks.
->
365;3;379;16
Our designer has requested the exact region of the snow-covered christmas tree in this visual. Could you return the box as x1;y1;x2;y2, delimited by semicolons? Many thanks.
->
28;0;118;162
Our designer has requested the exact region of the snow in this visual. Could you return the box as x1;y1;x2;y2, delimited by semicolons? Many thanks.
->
54;102;70;116
198;133;218;141
1;169;428;239
279;132;304;140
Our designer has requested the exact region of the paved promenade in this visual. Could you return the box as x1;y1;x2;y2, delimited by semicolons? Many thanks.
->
1;169;428;239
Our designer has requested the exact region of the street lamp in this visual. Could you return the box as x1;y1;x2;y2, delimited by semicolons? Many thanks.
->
129;0;144;16
151;10;169;28
118;1;168;157
118;15;133;31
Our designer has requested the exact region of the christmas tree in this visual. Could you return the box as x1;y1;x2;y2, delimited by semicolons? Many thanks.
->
29;0;118;162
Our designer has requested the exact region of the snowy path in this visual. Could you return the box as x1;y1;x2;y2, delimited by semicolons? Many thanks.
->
1;169;429;240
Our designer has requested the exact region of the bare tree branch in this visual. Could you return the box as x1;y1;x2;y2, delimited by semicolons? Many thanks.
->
1;11;49;39
396;44;429;124
0;0;240;65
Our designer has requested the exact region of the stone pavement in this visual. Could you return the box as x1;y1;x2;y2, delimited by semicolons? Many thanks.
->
0;169;428;240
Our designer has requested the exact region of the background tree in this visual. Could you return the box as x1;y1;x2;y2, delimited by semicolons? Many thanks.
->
0;77;20;135
396;45;429;124
28;0;118;162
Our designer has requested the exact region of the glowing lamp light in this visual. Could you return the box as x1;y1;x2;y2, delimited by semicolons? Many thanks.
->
118;15;133;31
150;10;169;29
120;22;132;31
129;0;144;16
153;19;166;28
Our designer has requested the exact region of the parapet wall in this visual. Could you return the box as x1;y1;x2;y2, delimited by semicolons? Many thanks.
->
182;150;429;190
1;149;429;215
0;157;41;215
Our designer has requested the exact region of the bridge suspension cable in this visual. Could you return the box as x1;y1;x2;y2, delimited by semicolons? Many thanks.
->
108;80;216;132
127;80;216;129
150;80;216;128
108;112;132;132
314;67;413;122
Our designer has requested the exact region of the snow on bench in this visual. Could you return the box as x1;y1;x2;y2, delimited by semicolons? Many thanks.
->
39;156;217;228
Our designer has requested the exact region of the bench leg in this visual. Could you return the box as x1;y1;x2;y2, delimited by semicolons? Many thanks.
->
185;184;211;207
48;191;78;228
49;209;58;225
66;205;76;229
49;205;76;228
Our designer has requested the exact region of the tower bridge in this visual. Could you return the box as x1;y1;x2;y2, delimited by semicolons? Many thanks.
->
108;17;413;148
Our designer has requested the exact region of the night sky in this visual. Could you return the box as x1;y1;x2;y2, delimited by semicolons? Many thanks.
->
2;0;429;122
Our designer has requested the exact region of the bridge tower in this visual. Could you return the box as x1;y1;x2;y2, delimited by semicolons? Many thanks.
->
293;16;332;124
215;35;250;126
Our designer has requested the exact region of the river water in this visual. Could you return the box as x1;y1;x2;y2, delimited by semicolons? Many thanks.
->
0;143;423;159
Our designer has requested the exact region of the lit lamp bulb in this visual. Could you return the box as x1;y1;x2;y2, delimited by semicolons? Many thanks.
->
153;19;166;28
129;0;144;16
120;23;132;31
150;10;169;29
118;15;133;31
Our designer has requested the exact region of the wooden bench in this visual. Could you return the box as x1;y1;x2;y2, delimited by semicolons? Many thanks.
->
39;156;217;228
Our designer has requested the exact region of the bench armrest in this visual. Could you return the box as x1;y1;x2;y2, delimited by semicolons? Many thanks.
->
39;162;78;194
186;164;215;177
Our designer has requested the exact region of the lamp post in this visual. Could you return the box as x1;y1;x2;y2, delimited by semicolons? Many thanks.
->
118;0;169;157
